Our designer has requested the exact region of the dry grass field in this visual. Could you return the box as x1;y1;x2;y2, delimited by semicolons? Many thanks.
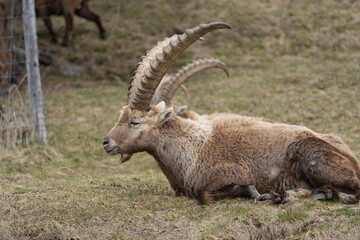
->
0;0;360;239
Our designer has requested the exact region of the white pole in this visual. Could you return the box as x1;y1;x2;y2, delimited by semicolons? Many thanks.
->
22;0;47;144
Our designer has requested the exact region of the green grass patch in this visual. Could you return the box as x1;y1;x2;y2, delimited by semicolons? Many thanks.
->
278;209;309;223
322;208;360;217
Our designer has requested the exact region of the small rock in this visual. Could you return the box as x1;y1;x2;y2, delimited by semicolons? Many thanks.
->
55;63;84;77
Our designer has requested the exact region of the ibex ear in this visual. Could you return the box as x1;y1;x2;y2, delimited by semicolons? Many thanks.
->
155;107;174;128
176;105;187;116
155;101;166;112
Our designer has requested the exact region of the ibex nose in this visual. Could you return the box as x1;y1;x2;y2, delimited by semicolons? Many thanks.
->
103;137;110;147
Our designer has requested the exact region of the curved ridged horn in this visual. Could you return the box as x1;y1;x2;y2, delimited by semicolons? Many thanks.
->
150;58;228;105
150;74;171;105
128;22;232;111
159;58;229;105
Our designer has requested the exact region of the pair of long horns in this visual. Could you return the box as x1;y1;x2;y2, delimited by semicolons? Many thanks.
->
128;22;232;111
159;58;229;105
150;58;229;105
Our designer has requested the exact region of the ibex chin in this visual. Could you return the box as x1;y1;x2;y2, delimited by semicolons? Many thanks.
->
35;0;106;46
103;22;360;205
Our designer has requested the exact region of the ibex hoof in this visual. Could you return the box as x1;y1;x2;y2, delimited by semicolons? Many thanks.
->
61;41;69;47
310;192;333;200
255;193;273;204
100;32;107;40
255;192;282;204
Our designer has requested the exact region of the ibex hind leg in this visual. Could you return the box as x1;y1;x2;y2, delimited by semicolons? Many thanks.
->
74;4;106;39
310;184;360;204
288;137;360;204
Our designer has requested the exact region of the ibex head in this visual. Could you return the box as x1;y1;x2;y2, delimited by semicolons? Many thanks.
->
103;101;174;162
103;22;231;162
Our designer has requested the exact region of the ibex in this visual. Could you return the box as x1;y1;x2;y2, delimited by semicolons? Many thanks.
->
151;58;229;119
35;0;106;46
103;22;360;205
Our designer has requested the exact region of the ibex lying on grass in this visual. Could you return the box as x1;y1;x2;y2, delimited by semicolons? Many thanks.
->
103;22;360;205
151;58;229;119
36;0;106;46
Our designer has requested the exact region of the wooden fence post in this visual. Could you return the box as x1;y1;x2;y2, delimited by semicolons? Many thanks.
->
22;0;47;144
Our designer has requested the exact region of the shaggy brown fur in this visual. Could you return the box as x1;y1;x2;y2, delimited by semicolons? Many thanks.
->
104;102;360;205
35;0;106;46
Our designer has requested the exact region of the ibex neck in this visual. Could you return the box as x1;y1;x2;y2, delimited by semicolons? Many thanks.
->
149;117;212;197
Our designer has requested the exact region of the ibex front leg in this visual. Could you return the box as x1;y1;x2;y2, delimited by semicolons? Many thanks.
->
42;17;57;43
198;168;261;205
199;182;262;205
62;12;74;46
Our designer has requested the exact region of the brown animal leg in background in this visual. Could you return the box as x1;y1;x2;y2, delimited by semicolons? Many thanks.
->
75;5;106;39
42;17;57;43
62;12;74;46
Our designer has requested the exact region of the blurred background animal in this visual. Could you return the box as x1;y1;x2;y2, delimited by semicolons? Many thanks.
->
35;0;106;46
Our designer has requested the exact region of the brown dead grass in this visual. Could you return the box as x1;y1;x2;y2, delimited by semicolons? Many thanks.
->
1;173;359;239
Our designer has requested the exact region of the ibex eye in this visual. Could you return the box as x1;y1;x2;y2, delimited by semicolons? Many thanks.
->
130;120;140;126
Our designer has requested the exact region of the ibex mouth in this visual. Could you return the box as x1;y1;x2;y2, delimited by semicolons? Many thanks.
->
120;153;133;163
106;146;119;155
